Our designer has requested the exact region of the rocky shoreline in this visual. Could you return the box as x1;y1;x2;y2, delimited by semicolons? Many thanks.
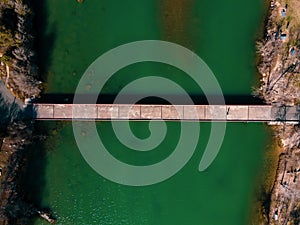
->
256;0;300;224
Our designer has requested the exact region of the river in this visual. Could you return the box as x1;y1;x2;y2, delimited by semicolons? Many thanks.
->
32;0;269;224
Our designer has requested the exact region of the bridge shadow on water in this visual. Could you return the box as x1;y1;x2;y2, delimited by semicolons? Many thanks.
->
37;93;266;105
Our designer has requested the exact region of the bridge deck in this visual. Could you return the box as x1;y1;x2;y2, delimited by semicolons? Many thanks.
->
32;104;299;122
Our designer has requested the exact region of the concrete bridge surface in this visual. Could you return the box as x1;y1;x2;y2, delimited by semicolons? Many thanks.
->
32;104;299;123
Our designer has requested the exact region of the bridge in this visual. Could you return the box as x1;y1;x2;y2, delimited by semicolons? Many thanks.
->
32;104;299;123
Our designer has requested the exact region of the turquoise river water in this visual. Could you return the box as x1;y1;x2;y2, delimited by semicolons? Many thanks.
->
31;0;270;224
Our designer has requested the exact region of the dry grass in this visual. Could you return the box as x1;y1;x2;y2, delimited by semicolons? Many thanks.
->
286;0;300;28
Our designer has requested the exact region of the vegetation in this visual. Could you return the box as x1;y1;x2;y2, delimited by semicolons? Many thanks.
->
0;1;44;224
255;0;300;105
253;0;300;224
0;0;41;100
286;0;300;29
0;26;16;52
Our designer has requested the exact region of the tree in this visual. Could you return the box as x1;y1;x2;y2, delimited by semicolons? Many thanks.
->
0;26;16;54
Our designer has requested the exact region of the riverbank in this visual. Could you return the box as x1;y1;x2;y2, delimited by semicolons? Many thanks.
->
0;1;49;224
256;0;300;224
0;79;36;224
0;100;53;225
0;0;42;100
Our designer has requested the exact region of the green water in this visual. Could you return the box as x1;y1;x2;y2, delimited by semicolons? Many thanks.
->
32;0;269;224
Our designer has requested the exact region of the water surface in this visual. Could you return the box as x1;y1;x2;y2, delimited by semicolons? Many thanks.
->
33;0;268;224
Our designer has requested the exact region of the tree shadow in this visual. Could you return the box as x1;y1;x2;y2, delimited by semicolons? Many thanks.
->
0;92;26;137
0;0;56;222
15;104;55;224
0;103;44;224
31;0;56;83
18;121;48;211
16;0;56;222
